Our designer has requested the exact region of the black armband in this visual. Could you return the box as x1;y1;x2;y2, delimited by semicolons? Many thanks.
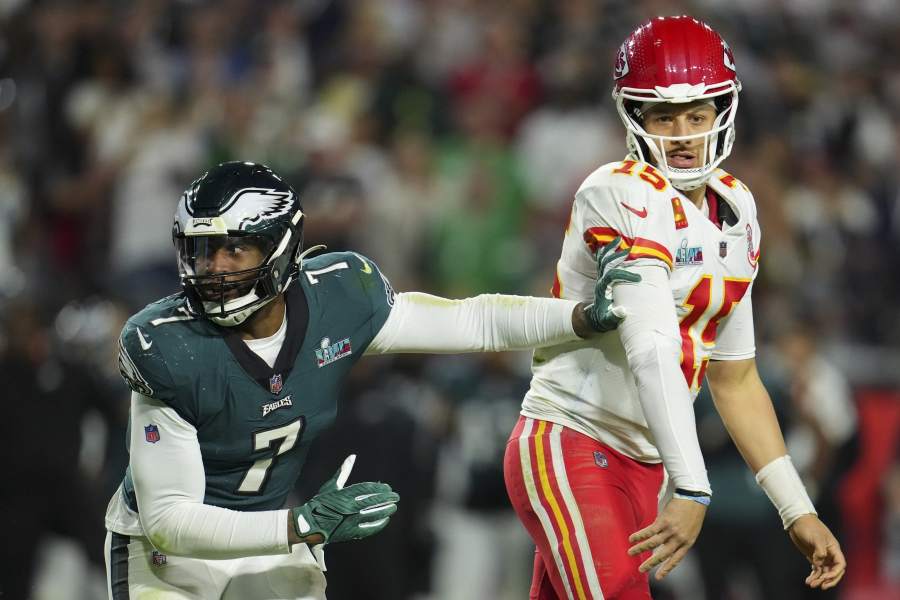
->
674;488;711;498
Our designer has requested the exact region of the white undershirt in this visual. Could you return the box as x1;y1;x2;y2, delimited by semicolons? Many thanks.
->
243;310;288;368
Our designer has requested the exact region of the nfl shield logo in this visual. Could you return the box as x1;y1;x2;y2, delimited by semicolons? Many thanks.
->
151;550;167;566
269;373;283;395
593;451;608;469
719;241;728;258
144;424;160;444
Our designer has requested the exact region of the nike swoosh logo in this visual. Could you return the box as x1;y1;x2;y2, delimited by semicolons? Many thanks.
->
136;328;153;351
620;202;648;218
359;259;372;274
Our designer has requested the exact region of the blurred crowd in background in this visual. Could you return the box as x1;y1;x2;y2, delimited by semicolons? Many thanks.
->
1;0;899;599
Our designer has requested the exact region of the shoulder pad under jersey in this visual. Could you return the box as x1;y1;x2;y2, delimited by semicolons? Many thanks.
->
117;295;197;402
574;159;679;271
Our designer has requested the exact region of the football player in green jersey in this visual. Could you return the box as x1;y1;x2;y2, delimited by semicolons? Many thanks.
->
104;161;636;599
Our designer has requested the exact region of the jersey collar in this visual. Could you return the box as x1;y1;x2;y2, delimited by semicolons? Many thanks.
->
222;284;310;394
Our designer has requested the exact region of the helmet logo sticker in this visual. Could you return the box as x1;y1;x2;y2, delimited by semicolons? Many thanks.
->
723;40;736;72
614;43;629;79
216;188;295;230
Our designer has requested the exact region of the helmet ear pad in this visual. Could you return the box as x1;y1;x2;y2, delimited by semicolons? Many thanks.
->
624;100;644;123
622;100;652;162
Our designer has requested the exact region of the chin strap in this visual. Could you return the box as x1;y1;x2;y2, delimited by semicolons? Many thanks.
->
204;244;329;327
296;244;327;269
208;294;275;327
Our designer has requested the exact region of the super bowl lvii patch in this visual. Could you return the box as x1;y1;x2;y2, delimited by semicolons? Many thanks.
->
315;337;352;368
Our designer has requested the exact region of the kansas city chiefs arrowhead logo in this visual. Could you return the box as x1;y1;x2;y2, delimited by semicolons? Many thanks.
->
722;40;736;72
614;43;629;80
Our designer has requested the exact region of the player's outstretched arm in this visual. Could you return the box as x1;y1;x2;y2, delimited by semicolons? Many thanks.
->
289;455;399;545
706;358;846;590
365;242;639;356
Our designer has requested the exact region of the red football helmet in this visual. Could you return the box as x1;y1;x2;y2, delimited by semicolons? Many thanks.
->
612;16;741;190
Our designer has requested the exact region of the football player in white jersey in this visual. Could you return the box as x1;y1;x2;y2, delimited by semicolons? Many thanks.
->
504;16;846;599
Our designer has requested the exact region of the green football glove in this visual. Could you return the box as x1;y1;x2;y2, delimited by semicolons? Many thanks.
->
291;455;399;545
584;236;642;333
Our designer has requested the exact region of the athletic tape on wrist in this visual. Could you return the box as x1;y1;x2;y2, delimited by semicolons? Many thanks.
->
754;455;817;529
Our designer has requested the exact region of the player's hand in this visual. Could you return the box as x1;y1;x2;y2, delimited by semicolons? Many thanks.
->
627;497;707;580
291;454;399;545
788;514;846;590
585;236;641;333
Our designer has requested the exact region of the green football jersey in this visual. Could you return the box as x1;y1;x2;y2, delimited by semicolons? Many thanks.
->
117;251;394;512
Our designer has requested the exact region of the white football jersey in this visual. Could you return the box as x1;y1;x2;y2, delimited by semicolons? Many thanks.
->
522;158;761;463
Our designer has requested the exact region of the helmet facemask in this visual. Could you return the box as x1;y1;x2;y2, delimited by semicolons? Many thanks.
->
615;84;740;191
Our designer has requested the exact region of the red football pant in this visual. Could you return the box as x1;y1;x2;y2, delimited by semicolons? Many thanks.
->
504;416;664;600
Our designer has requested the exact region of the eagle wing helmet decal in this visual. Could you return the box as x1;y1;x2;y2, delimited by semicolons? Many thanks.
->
220;188;295;230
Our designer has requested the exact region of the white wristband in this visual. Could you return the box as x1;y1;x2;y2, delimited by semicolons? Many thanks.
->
754;455;817;530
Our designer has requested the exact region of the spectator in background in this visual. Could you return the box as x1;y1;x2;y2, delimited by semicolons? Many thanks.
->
0;300;119;599
780;158;879;336
106;94;204;305
0;126;27;298
293;110;368;252
448;13;540;140
514;42;622;293
363;130;441;290
425;90;531;296
776;323;857;502
883;458;900;589
515;43;619;212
